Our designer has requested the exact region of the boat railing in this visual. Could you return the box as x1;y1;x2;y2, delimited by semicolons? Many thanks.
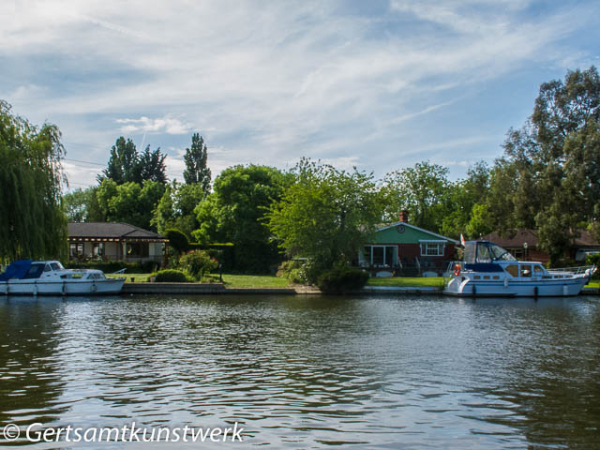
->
444;261;464;278
546;265;595;276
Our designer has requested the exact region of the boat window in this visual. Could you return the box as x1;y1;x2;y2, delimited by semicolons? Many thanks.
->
493;276;500;280
533;265;544;275
477;245;492;263
520;264;532;278
489;244;516;261
50;263;62;271
44;264;52;272
474;275;481;280
483;275;490;280
24;264;44;279
504;264;519;277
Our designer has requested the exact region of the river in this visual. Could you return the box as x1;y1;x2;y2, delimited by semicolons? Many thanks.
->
1;295;599;449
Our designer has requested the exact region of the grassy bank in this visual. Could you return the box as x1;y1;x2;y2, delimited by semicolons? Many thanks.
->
107;273;290;288
586;280;599;288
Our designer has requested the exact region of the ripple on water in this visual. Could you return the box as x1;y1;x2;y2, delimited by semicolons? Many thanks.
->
1;295;599;449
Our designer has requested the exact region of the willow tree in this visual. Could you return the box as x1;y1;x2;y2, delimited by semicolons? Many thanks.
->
0;101;67;262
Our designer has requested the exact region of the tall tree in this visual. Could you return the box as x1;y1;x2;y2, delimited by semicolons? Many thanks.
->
99;137;138;184
183;133;211;194
490;66;600;264
99;137;167;185
137;145;167;183
0;100;67;261
267;159;385;281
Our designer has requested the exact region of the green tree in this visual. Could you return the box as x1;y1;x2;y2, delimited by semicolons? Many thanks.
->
99;137;138;184
99;137;167;185
0;100;67;261
267;159;385;281
151;181;205;236
95;179;165;230
383;161;451;232
491;66;600;264
137;145;167;183
194;165;293;273
183;133;211;194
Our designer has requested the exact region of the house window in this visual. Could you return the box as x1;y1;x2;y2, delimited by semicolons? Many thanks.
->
420;243;445;257
70;243;83;257
126;243;149;257
363;246;397;267
92;242;104;257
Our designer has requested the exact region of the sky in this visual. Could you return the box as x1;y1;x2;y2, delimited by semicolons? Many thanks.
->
2;0;599;190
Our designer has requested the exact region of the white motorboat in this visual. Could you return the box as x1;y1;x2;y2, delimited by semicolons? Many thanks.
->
444;240;596;297
0;260;125;296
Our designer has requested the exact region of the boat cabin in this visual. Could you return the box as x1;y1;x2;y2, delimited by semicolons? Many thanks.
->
463;241;553;279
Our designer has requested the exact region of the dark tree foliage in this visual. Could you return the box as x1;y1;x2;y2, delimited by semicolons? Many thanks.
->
0;100;67;261
137;145;167;183
99;136;167;185
183;133;211;194
195;165;293;273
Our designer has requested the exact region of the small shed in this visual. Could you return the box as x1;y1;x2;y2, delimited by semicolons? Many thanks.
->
359;213;458;276
68;222;168;264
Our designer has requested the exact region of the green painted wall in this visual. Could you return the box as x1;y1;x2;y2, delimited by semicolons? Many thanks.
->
369;224;452;244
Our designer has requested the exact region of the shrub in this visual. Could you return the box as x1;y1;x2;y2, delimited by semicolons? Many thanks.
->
152;269;191;282
276;260;308;284
317;265;369;294
586;254;600;279
179;250;219;281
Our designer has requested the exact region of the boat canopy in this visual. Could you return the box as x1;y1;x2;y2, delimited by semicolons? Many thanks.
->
0;260;33;281
464;241;515;272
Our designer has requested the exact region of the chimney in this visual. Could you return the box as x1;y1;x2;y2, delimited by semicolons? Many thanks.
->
399;210;409;223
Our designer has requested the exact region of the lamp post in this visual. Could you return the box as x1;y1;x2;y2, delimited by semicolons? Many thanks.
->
523;242;528;261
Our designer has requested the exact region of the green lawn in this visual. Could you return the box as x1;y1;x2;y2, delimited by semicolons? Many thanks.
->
206;274;291;288
107;273;151;283
367;276;445;288
586;280;599;288
107;272;291;288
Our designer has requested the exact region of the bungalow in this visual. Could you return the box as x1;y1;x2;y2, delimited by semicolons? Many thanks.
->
359;212;458;276
68;222;168;264
482;229;600;263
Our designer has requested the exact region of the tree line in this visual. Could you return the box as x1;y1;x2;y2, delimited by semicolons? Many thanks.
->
3;67;599;270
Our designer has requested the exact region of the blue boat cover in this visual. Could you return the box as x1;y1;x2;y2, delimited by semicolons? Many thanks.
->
0;260;33;281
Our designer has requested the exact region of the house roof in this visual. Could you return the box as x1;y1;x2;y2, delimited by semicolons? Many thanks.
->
68;222;166;241
375;221;459;244
482;229;600;248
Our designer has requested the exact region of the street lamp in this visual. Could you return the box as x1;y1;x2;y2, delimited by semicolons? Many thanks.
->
523;242;528;261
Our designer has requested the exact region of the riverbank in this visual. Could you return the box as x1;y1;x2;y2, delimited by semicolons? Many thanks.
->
111;274;598;296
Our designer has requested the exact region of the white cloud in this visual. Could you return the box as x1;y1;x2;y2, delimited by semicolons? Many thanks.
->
116;117;192;135
1;0;597;182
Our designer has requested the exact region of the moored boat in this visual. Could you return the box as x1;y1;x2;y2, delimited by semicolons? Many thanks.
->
0;260;125;296
444;241;596;297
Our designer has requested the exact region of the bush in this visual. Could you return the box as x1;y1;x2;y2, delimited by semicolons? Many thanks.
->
317;265;369;294
586;254;600;279
179;250;219;281
152;269;191;282
276;260;308;284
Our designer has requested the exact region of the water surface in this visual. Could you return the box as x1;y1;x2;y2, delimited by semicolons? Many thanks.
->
1;295;599;449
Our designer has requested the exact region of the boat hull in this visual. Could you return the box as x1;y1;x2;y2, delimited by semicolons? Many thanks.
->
0;279;125;296
444;276;588;297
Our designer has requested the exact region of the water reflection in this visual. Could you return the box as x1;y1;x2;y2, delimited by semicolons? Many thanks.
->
0;297;67;429
0;295;599;448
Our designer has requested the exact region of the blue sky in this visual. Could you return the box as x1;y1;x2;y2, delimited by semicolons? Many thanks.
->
2;0;599;189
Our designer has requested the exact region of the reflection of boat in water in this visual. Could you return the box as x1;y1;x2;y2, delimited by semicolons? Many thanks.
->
445;241;596;297
0;260;125;296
